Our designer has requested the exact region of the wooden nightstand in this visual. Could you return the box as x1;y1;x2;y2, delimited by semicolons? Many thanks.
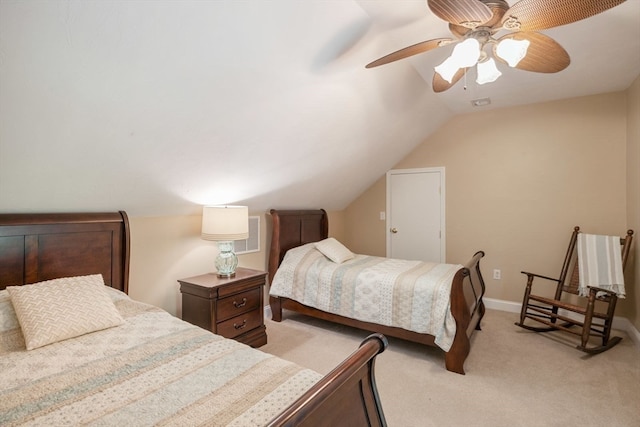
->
178;267;267;347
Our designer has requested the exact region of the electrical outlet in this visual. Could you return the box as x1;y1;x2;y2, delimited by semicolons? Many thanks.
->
493;269;501;280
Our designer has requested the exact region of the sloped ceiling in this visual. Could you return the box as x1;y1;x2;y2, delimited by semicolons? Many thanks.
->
1;1;638;216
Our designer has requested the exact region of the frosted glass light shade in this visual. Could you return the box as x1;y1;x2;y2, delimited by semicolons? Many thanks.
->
496;38;530;67
476;58;502;85
434;56;460;84
454;38;481;67
434;38;481;83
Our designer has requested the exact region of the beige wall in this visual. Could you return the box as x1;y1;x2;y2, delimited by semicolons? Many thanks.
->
344;178;387;256
344;91;632;314
627;75;640;329
128;210;344;316
127;88;638;326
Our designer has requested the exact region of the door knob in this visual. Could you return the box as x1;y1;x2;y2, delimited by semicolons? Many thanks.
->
390;227;398;233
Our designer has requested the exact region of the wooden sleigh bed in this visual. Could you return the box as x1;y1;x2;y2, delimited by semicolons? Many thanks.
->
0;211;387;426
268;209;486;375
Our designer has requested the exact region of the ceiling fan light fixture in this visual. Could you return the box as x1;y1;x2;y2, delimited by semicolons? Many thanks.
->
453;38;481;67
476;58;502;85
434;38;481;84
434;56;460;84
496;38;530;67
366;0;627;93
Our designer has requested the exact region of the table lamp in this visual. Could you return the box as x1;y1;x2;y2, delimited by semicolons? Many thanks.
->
201;205;249;278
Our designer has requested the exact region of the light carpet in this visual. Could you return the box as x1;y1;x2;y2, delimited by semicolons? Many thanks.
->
260;309;640;427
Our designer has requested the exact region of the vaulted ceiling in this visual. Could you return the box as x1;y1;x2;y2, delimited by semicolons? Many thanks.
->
1;1;638;216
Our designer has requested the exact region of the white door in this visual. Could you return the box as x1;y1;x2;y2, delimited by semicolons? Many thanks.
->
386;168;444;262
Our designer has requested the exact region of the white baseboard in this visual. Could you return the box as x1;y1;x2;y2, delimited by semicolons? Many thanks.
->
483;297;521;313
484;297;640;349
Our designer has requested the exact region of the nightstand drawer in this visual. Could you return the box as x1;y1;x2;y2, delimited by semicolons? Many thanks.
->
179;268;267;347
217;309;263;339
216;288;261;320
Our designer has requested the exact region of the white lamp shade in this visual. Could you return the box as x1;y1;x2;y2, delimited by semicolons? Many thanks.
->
434;38;481;84
201;206;249;241
495;38;530;67
453;38;481;68
476;58;502;85
434;56;460;84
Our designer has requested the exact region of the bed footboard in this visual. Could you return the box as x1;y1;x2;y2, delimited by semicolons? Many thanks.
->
267;333;388;427
445;250;486;374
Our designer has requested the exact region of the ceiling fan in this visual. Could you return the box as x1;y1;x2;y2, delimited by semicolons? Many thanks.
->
365;0;627;92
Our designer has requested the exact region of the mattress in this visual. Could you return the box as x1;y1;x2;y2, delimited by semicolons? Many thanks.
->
270;243;462;351
0;287;322;426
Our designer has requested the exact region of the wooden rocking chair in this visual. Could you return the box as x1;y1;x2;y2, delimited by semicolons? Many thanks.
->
516;226;634;354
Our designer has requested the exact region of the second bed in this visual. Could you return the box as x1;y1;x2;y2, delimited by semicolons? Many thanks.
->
268;209;486;375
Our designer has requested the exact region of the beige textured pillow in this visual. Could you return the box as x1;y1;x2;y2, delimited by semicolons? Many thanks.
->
315;238;355;264
7;274;124;350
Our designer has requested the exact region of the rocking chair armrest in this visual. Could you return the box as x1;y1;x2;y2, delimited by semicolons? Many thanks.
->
520;271;560;283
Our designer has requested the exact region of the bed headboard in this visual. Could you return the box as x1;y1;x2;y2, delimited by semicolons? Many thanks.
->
268;209;328;284
0;211;130;293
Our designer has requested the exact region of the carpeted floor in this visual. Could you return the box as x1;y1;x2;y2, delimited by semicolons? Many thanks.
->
260;309;640;427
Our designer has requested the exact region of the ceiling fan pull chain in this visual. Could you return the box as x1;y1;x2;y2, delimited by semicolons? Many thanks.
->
463;68;467;91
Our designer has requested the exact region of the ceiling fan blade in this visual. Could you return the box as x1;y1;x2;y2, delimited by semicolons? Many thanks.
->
432;67;467;93
365;38;453;68
495;32;570;73
448;1;509;36
448;23;469;38
428;0;493;29
502;0;627;32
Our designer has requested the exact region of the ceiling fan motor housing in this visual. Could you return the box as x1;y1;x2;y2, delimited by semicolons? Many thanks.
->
477;0;510;29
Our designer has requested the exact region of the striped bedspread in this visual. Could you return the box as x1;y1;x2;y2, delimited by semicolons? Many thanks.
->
0;288;322;426
270;243;462;351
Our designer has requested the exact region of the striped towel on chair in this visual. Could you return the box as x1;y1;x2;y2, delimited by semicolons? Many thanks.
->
577;233;625;298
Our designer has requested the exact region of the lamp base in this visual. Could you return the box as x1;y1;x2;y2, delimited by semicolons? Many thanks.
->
215;241;239;278
217;272;236;279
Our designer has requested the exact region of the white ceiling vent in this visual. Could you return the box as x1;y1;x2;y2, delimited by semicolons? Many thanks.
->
471;98;491;107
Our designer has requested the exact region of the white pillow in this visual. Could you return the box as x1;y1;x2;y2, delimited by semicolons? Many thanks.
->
315;238;355;264
7;274;124;350
0;290;25;353
0;290;19;333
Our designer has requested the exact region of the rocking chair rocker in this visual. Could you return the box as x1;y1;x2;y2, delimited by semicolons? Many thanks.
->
516;226;634;354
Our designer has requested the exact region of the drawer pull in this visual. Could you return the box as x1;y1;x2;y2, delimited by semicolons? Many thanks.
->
233;298;247;308
234;320;247;330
